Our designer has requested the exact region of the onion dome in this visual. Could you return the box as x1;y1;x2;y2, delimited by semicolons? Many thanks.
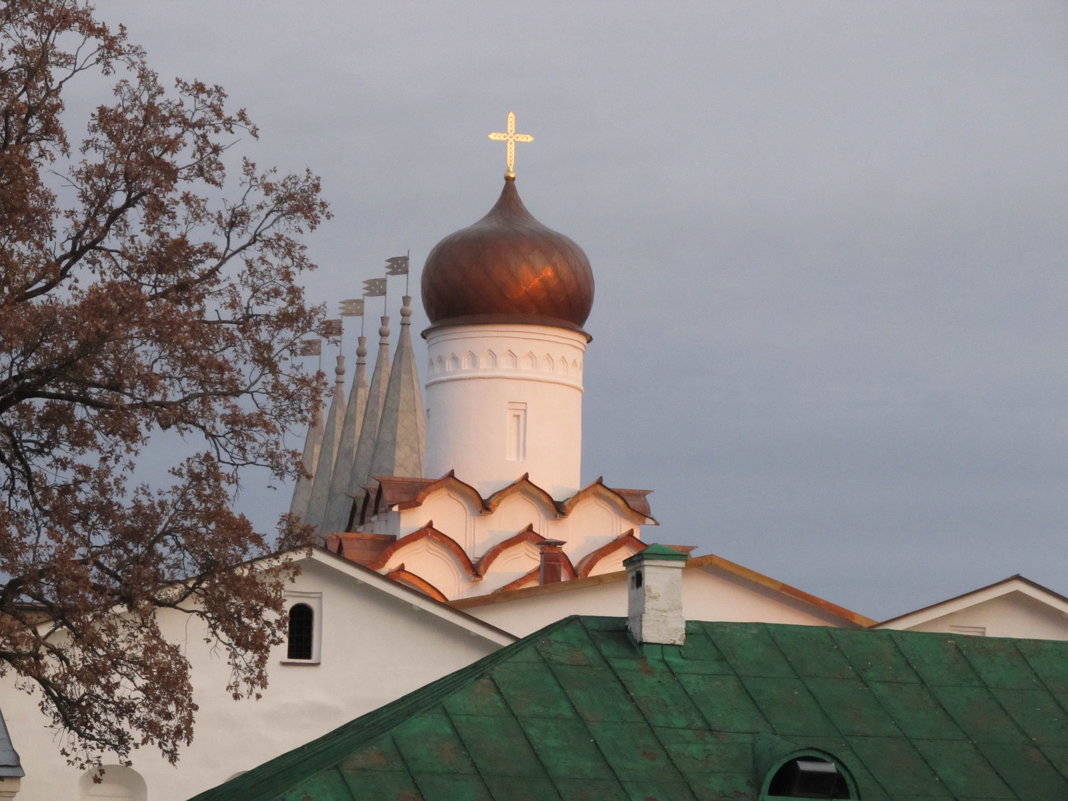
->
421;177;594;334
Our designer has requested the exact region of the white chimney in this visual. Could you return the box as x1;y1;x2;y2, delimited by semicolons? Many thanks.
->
624;544;688;645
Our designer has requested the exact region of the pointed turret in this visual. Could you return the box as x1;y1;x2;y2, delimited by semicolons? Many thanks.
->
304;355;346;529
368;296;426;482
321;335;370;533
345;315;392;522
289;396;325;521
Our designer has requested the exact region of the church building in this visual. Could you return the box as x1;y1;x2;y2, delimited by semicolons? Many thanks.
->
282;115;886;641
0;118;881;801
295;123;664;603
190;547;1068;801
16;118;1064;801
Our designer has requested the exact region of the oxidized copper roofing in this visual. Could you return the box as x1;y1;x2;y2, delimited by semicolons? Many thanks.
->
191;615;1068;801
610;487;655;519
360;473;654;525
421;177;594;332
372;476;439;508
383;567;448;603
323;532;396;566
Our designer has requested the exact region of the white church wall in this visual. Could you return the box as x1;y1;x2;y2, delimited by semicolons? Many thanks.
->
872;577;1068;640
460;577;627;637
4;553;511;801
378;536;469;598
883;592;1068;640
477;540;541;595
584;546;636;577
460;566;866;638
481;493;545;553
682;565;869;627
564;498;631;567
394;489;478;548
78;765;147;801
424;324;586;499
384;485;647;599
369;505;401;537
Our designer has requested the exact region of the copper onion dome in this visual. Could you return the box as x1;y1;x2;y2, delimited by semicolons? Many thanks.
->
421;177;594;334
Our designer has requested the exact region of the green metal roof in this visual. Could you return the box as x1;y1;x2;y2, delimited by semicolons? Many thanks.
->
188;617;1068;801
626;543;688;562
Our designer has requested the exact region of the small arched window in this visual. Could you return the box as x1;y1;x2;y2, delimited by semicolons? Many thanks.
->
764;755;854;799
79;764;148;801
287;602;314;660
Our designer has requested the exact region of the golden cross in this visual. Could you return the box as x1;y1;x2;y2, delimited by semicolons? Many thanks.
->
488;111;534;179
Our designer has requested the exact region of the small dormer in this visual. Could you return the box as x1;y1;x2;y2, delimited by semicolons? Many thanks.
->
755;739;858;801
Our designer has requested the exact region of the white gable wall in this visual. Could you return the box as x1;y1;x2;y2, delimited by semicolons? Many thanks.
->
460;566;863;638
460;577;625;636
380;536;471;598
564;497;628;558
486;493;545;544
880;591;1068;640
5;553;511;801
477;541;541;594
683;564;865;627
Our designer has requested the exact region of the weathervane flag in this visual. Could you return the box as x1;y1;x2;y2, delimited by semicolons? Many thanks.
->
320;319;342;338
385;256;409;276
339;299;364;316
298;339;321;357
362;278;387;297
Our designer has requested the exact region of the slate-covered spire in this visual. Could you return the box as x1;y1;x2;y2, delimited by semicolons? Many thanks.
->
322;335;370;533
368;295;426;481
303;354;347;530
344;315;392;523
288;394;325;521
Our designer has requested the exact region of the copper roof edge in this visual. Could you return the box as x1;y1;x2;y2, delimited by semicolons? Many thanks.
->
451;569;628;608
453;552;875;626
371;471;654;524
365;523;478;578
307;546;516;642
421;314;592;342
687;553;875;627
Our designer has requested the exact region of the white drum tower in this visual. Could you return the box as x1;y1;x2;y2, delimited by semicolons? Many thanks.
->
420;174;595;500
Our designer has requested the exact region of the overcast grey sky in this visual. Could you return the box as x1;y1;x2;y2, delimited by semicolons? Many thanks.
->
93;1;1068;620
